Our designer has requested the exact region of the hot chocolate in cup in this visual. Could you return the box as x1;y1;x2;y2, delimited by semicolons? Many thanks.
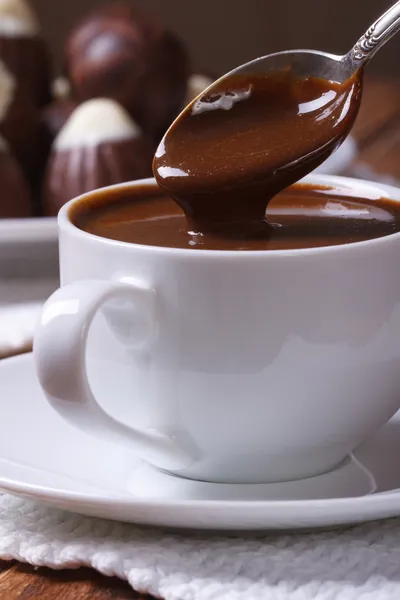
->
34;174;400;484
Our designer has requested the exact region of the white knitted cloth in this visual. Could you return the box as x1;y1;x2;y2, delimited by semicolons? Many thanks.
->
0;494;399;599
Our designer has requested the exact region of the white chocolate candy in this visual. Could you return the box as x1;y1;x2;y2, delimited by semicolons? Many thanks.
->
55;98;142;150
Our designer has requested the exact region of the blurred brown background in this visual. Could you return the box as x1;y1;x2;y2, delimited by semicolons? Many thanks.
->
31;0;400;77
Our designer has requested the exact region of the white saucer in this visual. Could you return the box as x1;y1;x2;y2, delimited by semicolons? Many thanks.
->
1;354;400;531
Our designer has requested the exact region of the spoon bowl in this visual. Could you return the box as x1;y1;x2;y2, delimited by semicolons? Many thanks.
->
154;64;362;229
153;0;400;233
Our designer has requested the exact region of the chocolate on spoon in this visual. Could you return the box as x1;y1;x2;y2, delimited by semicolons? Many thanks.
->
153;0;400;236
154;71;362;236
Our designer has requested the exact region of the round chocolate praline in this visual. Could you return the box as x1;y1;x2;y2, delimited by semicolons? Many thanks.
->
65;2;189;142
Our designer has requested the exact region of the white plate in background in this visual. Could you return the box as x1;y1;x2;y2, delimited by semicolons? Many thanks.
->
0;217;59;356
0;217;57;246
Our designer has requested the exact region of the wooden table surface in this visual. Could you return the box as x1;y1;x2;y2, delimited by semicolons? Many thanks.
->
2;75;400;599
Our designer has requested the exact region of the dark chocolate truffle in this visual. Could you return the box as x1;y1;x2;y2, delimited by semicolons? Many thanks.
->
0;135;32;217
43;98;153;216
0;0;51;107
66;2;189;142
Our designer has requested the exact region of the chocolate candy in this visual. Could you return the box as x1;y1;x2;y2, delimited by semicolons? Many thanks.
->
66;2;189;142
43;98;153;215
0;135;32;218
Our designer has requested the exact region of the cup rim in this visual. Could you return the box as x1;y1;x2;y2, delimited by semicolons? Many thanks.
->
58;174;400;258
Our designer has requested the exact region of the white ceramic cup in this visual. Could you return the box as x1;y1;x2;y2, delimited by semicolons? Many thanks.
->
34;174;400;484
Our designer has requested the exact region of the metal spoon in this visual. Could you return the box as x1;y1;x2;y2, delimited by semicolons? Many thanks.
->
154;1;400;231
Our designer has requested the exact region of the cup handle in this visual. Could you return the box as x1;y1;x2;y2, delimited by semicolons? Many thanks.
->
33;278;194;471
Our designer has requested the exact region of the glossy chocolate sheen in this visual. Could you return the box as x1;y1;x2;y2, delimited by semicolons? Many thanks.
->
154;71;363;230
70;182;400;251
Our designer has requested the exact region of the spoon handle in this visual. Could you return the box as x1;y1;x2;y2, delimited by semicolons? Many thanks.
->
345;0;400;70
